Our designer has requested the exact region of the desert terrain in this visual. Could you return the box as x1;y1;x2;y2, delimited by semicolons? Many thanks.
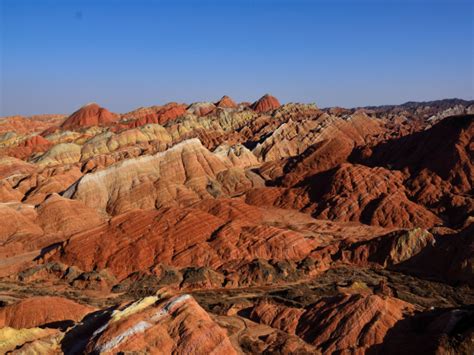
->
0;95;472;353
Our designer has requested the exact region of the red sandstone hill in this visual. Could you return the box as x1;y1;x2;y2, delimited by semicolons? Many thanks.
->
361;114;473;192
125;102;187;127
251;94;281;112
215;95;238;108
0;296;94;329
61;103;118;130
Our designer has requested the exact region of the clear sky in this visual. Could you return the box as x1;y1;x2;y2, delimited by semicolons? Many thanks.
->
1;0;473;116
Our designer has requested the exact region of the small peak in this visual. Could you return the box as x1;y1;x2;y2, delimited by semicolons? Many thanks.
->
186;102;216;116
251;94;281;113
81;102;99;108
61;103;117;130
215;95;237;109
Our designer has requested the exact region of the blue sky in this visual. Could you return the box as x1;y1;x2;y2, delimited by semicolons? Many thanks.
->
1;0;473;116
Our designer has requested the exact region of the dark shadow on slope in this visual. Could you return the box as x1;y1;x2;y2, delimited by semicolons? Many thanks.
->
367;305;474;355
61;306;117;355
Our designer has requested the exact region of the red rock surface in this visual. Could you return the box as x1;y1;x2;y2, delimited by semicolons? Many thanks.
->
121;102;186;128
296;294;414;352
0;135;53;160
0;296;94;328
46;204;319;282
0;114;65;135
216;95;238;108
125;102;187;127
249;294;415;353
20;135;51;148
83;293;236;354
36;193;106;235
251;94;281;112
187;102;216;116
61;103;118;129
0;157;35;179
309;163;441;228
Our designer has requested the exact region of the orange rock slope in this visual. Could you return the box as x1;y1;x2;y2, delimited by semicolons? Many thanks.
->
0;96;473;354
61;103;118;130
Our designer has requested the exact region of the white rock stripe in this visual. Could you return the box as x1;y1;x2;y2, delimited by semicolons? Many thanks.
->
94;294;192;352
